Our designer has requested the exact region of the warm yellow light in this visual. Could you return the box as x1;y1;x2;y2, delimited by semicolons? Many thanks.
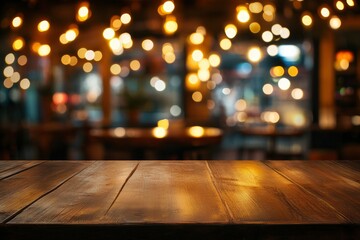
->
278;77;291;90
189;32;204;45
271;24;282;35
3;78;13;88
130;60;141;71
261;111;280;124
152;127;167;138
110;64;121;75
336;1;345;10
209;53;221;67
339;59;349;70
94;51;102;61
69;56;78;66
188;126;205;138
262;31;273;42
38;44;51;57
346;0;355;7
219;38;232;50
191;49;203;62
291;88;304;100
3;66;14;78
263;4;275;22
157;119;169;129
247;47;262;62
83;62;93;72
59;34;68;44
78;6;89;18
38;20;50;32
267;45;278;56
123;39;133;49
236;6;250;23
163;15;178;35
5;53;15;65
158;5;166;16
85;50;95;61
198;59;210;69
301;13;313;27
61;54;71;65
262;84;273;95
288;66;299;77
196;26;207;35
249;22;261;33
320;6;331;18
31;42;41;53
235;99;247;111
197;69;210;81
329;16;341;29
113;127;126;137
224;24;237;39
77;47;87;59
162;42;174;54
249;2;263;13
65;29;77;42
163;1;175;14
10;72;20;83
120;13;131;24
119;32;132;44
142;39;154;51
164;52;176;63
351;115;360;126
111;16;122;30
12;37;24;51
17;55;27;66
12;16;22;28
103;28;115;40
263;4;276;15
109;38;122;51
192;91;203;102
270;66;285;77
20;78;30;90
280;27;290;39
262;12;275;22
186;73;200;90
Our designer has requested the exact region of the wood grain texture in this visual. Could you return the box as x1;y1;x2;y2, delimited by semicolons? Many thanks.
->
266;160;360;223
9;161;139;224
103;161;229;224
0;161;91;223
0;161;43;180
208;161;347;224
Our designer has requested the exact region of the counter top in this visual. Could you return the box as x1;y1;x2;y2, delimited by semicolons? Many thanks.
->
1;160;359;239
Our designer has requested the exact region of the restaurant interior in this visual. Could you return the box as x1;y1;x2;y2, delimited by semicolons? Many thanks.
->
0;0;360;161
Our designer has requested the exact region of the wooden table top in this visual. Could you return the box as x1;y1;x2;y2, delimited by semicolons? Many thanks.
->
1;160;359;239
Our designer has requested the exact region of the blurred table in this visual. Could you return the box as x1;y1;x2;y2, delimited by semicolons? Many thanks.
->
89;126;223;159
238;125;306;159
1;160;359;239
26;122;88;159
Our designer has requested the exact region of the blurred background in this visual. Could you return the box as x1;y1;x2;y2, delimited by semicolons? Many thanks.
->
0;0;359;160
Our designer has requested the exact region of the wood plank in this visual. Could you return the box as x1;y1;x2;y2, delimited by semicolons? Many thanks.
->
208;161;347;224
266;160;360;223
0;161;92;223
0;161;44;180
334;160;360;174
103;161;229;224
9;161;139;224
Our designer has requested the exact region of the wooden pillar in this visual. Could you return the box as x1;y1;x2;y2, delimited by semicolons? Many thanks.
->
318;29;336;129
